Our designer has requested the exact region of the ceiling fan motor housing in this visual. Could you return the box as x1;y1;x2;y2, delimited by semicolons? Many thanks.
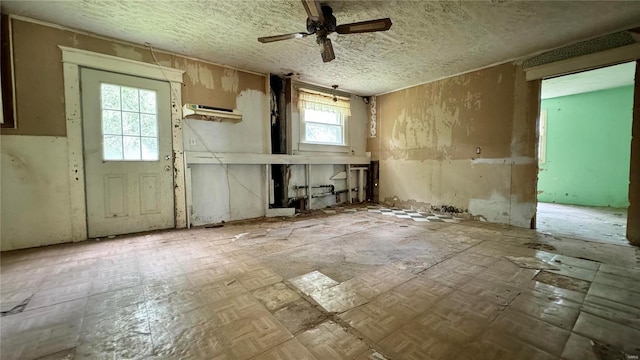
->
306;5;337;34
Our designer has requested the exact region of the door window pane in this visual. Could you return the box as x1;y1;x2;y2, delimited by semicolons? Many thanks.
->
122;112;140;136
141;137;158;160
123;136;141;160
139;90;157;114
103;135;123;160
140;114;157;137
100;83;159;161
121;87;140;112
102;110;122;135
101;84;121;110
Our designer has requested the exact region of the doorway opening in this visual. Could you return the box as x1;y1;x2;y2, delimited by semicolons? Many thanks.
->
536;62;636;245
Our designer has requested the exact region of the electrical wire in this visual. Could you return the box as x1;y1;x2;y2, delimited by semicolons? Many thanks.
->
145;43;265;207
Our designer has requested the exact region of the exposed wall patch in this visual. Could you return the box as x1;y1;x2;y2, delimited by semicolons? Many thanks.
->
222;68;239;93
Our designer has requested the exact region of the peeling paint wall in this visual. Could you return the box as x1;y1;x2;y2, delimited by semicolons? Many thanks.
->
183;89;269;225
1;19;265;137
1;18;267;250
372;63;540;227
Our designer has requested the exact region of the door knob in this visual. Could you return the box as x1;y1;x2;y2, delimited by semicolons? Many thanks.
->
164;165;171;171
165;155;172;160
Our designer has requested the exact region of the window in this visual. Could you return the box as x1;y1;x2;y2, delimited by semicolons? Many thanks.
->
100;83;158;161
299;89;350;147
303;108;344;145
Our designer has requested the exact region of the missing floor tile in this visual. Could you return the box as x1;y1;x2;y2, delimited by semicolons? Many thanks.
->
523;243;557;251
534;271;591;293
273;299;327;334
0;294;33;317
252;282;301;311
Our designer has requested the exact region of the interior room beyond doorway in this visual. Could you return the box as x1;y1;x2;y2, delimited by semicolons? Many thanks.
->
537;62;636;245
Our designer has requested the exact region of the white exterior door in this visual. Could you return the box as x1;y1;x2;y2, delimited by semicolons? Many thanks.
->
81;68;174;238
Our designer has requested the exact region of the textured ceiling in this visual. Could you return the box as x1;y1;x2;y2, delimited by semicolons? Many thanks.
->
541;62;636;99
3;1;640;95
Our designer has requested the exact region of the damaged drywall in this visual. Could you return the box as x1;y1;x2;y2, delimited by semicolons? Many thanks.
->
1;136;74;249
184;88;268;225
371;63;539;227
0;18;267;250
183;89;267;154
1;19;265;138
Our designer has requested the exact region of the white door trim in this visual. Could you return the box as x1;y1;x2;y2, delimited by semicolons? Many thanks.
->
60;46;187;241
59;46;185;83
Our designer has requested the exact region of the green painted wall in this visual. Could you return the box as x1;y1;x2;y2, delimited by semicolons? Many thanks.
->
538;85;633;207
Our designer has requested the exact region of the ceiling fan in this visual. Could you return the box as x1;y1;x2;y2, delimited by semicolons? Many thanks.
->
257;0;392;63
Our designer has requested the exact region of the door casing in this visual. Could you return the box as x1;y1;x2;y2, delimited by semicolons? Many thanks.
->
60;46;186;242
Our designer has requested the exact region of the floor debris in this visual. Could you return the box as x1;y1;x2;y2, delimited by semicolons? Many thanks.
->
523;242;557;251
505;256;560;270
591;340;637;360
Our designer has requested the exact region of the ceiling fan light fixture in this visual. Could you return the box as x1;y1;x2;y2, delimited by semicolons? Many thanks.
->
256;0;392;63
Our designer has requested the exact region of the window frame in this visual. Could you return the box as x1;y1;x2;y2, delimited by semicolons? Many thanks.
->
300;107;347;146
100;82;160;162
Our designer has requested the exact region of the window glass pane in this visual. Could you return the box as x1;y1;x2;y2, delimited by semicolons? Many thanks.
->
139;90;157;114
103;135;123;160
101;84;121;110
305;109;340;124
306;123;342;144
122;112;140;136
102;110;122;135
141;137;158;160
140;114;157;137
123;136;141;160
101;85;159;161
121;87;139;112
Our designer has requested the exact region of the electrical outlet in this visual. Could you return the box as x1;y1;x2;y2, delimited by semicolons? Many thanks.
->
190;138;197;146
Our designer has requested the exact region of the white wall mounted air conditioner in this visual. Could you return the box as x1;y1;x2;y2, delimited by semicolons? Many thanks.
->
182;103;242;123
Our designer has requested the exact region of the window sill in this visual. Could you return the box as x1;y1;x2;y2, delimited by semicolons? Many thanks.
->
297;142;350;154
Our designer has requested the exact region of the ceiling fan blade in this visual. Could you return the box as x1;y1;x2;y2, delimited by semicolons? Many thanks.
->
319;37;335;63
301;0;324;23
258;32;309;43
335;18;392;34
